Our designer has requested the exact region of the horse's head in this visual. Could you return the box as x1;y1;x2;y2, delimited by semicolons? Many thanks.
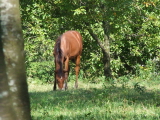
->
55;70;66;90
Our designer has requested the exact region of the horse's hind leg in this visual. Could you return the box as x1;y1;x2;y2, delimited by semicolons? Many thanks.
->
75;55;81;88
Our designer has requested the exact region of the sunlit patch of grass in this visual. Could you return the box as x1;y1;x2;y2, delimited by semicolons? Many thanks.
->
28;77;160;120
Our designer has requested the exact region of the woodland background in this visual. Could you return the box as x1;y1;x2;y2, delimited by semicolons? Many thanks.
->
20;0;160;83
1;0;160;119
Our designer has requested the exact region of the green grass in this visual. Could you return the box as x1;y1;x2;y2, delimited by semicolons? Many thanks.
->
29;76;160;120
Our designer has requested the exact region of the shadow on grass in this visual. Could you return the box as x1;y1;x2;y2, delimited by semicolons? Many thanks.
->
29;85;160;120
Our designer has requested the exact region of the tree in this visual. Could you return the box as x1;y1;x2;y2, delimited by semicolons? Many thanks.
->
0;34;17;120
69;0;160;76
20;0;160;82
0;0;31;119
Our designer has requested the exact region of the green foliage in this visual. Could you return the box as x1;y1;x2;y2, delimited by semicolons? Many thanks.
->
81;31;104;80
134;59;160;82
134;82;146;94
112;58;160;90
73;6;86;15
109;0;160;76
21;0;60;63
20;0;160;83
27;61;54;84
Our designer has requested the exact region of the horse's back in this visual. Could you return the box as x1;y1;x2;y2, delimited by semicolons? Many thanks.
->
61;31;82;58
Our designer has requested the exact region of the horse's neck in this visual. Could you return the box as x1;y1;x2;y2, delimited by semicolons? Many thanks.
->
56;59;63;73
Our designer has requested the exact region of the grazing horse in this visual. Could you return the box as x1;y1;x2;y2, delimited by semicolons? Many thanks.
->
53;30;83;90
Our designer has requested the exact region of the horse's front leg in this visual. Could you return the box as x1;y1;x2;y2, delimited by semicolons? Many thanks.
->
64;57;69;90
53;72;57;91
75;55;81;88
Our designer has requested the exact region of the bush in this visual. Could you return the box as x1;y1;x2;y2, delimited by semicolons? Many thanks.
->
135;59;160;81
27;61;54;84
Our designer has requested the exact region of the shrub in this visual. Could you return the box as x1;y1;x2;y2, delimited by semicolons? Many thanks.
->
27;61;54;84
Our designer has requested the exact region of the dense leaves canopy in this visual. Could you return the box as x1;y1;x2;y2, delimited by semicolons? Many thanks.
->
20;0;160;81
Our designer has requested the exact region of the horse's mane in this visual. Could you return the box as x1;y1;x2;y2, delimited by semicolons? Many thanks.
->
54;35;64;77
55;35;62;63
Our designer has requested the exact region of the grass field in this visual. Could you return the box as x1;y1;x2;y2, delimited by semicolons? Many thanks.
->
29;76;160;120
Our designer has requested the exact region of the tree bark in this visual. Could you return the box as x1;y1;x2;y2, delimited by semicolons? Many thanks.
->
0;0;31;119
86;23;112;78
0;33;17;120
102;20;112;78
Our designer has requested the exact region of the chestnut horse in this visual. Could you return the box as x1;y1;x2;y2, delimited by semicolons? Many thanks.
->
53;30;83;90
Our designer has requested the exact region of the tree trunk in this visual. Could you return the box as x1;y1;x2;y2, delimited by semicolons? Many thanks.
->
102;48;111;78
0;0;31;119
0;34;17;120
86;23;112;78
102;21;112;78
